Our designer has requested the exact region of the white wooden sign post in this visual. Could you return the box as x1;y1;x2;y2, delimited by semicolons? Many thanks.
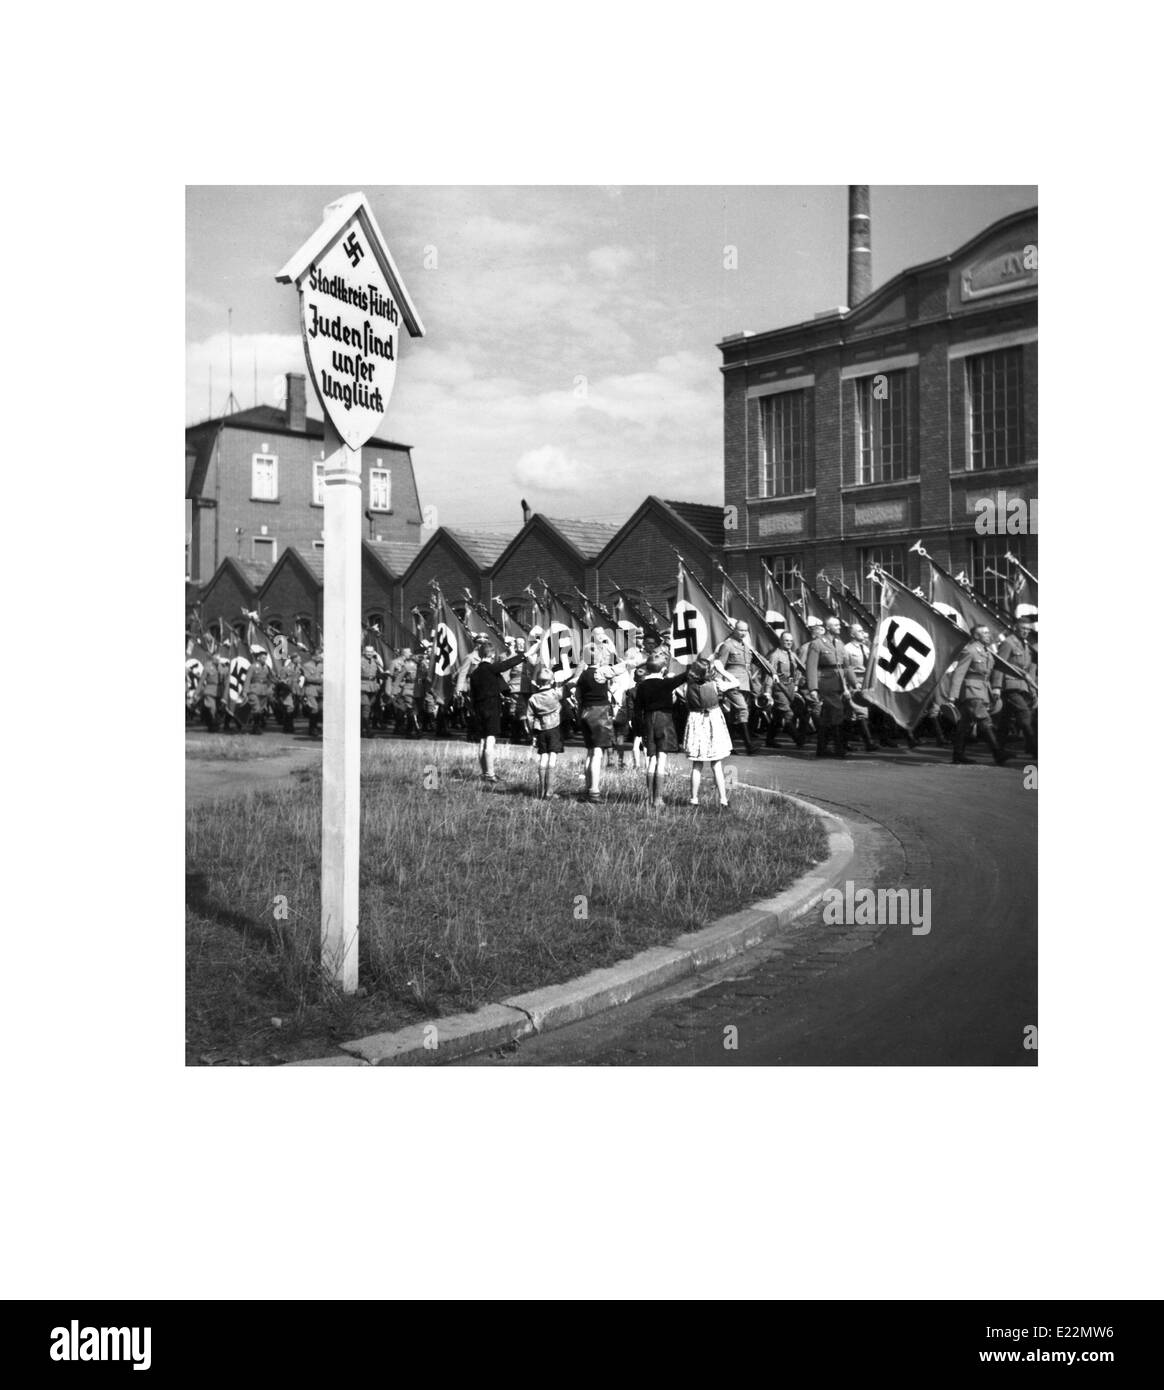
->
277;194;424;992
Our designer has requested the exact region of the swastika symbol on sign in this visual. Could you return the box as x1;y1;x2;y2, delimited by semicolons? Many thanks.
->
877;620;933;689
343;232;364;268
672;608;699;657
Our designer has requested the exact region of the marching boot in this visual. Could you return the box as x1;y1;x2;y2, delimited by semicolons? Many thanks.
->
833;726;847;759
984;728;1013;765
739;721;756;756
951;723;974;764
283;715;295;734
765;714;782;748
815;727;830;758
861;722;876;752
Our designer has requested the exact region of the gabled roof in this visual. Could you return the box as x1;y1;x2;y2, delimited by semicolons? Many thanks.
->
257;547;325;600
444;528;516;568
542;516;623;559
656;498;724;548
592;495;723;569
366;537;423;578
200;555;271;598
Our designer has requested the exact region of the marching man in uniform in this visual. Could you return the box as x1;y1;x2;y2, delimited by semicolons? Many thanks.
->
992;615;1037;759
806;617;856;758
713;619;758;755
843;623;878;753
360;644;380;738
243;646;274;735
197;655;228;733
761;631;808;749
301;648;323;738
949;624;1011;766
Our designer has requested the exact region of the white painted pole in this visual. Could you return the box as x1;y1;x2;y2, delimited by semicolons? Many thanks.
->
321;415;362;993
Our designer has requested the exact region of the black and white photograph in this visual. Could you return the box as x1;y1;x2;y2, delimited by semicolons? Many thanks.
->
185;184;1039;1068
7;0;1160;1335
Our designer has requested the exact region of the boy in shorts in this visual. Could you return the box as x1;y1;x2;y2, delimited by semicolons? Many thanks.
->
526;664;564;800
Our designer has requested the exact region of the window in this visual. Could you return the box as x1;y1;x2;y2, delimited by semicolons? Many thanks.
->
855;372;909;483
312;540;325;550
266;616;283;634
967;348;1023;471
252;536;276;565
766;555;803;591
369;467;391;511
859;544;905;609
313;461;325;506
758;391;809;495
970;535;1025;610
252;453;278;500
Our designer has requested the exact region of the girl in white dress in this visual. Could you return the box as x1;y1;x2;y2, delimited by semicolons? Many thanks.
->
682;659;739;806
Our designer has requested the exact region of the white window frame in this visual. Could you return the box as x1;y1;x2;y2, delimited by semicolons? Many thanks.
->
369;466;391;512
252;535;277;564
312;460;325;506
252;452;278;501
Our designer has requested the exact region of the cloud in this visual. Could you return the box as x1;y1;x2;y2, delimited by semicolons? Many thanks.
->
512;445;583;493
587;245;635;276
459;215;554;250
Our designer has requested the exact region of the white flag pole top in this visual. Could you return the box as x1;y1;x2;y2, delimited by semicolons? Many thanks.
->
276;192;424;450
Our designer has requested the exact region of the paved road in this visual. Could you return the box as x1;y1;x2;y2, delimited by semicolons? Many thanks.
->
463;746;1038;1067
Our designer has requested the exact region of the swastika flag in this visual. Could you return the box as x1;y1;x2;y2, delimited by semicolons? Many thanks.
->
429;592;477;704
862;577;972;732
671;561;733;667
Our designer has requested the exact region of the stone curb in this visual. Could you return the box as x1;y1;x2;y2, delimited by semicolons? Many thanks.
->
286;786;854;1067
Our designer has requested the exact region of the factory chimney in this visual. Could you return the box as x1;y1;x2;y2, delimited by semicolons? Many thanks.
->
847;185;872;309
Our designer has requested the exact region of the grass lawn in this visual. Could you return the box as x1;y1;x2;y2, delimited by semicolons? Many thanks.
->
186;740;829;1064
185;733;294;761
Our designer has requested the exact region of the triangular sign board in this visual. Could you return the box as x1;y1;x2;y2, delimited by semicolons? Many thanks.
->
276;193;424;450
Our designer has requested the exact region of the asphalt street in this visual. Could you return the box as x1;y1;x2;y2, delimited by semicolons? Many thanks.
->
463;745;1037;1067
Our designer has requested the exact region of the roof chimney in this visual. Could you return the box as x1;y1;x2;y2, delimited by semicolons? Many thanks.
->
847;185;872;308
521;497;532;525
286;372;306;432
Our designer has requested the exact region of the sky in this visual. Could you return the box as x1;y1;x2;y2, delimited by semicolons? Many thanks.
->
186;184;1037;532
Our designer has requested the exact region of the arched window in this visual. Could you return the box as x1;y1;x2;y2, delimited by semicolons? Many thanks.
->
266;615;284;634
294;616;315;647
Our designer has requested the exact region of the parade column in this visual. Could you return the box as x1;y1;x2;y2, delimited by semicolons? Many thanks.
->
278;193;424;992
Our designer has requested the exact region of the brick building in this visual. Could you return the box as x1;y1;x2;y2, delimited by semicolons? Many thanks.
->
593;496;723;619
185;372;426;584
400;527;515;624
199;556;271;640
718;204;1037;614
489;515;622;626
